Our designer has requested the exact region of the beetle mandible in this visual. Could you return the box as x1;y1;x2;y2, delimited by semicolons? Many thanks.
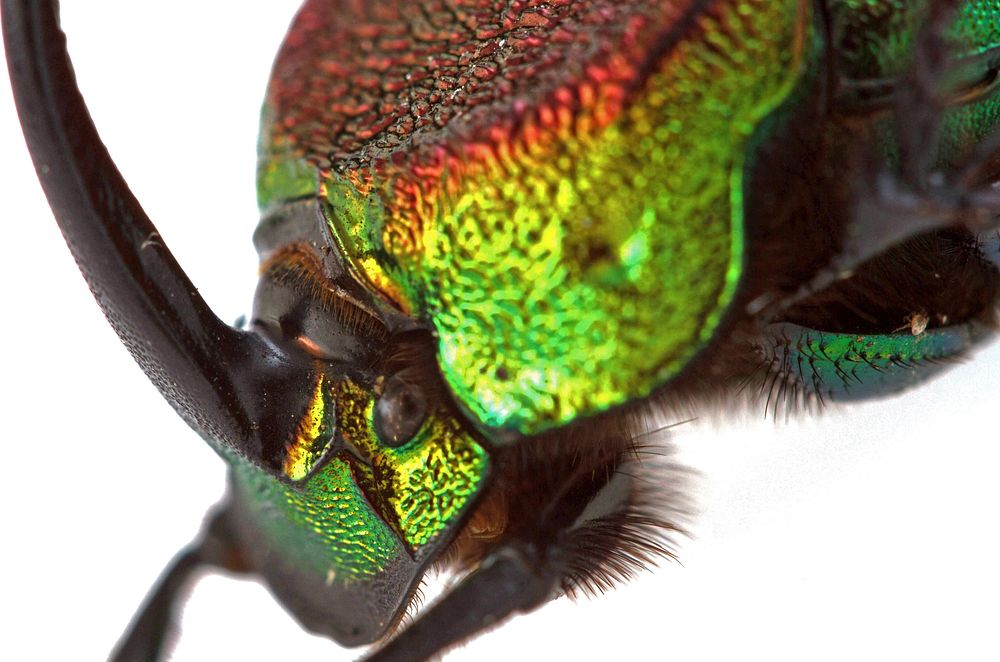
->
1;0;1000;660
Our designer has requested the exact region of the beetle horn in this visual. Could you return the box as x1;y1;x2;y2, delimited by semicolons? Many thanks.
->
3;0;314;471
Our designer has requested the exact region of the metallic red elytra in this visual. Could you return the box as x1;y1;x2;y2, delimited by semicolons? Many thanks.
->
3;1;999;660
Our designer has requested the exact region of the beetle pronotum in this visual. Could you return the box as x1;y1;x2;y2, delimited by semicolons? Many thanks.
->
3;2;999;661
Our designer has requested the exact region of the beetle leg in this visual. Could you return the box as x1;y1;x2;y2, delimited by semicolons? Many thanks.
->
876;0;1000;242
362;508;680;662
859;0;1000;244
361;438;687;662
762;0;1000;317
109;503;249;662
891;0;965;189
359;544;557;662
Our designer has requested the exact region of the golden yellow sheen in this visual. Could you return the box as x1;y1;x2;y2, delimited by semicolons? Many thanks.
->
325;0;812;435
335;380;490;550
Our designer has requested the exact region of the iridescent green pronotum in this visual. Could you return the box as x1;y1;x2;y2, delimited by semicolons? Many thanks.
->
6;1;998;660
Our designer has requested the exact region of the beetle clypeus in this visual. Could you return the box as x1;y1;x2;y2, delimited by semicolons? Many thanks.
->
1;1;1000;662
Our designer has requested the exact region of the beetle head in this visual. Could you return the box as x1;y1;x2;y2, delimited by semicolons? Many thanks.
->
3;0;491;645
235;202;492;643
10;0;999;653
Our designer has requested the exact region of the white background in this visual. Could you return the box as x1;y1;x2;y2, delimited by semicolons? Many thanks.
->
2;3;998;661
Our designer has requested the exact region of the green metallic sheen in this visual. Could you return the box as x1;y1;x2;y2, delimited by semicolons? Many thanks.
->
937;84;1000;166
834;2;1000;170
323;0;812;436
765;322;987;401
257;105;318;212
225;374;490;579
937;0;1000;169
333;379;490;551
830;0;1000;79
231;453;400;579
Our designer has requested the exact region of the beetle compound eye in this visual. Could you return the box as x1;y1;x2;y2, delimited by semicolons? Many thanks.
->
373;375;428;447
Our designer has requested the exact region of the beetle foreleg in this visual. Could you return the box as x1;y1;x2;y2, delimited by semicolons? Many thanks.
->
870;0;1000;242
109;503;249;662
359;544;557;662
762;0;1000;319
891;0;966;188
361;429;688;661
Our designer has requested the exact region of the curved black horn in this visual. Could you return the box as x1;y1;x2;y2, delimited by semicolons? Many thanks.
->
2;0;314;471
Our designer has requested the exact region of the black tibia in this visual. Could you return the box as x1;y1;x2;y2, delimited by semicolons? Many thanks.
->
1;0;328;476
110;505;249;662
362;420;686;661
362;546;556;662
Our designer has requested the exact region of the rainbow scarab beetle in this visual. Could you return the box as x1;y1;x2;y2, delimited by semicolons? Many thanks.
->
4;0;999;660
